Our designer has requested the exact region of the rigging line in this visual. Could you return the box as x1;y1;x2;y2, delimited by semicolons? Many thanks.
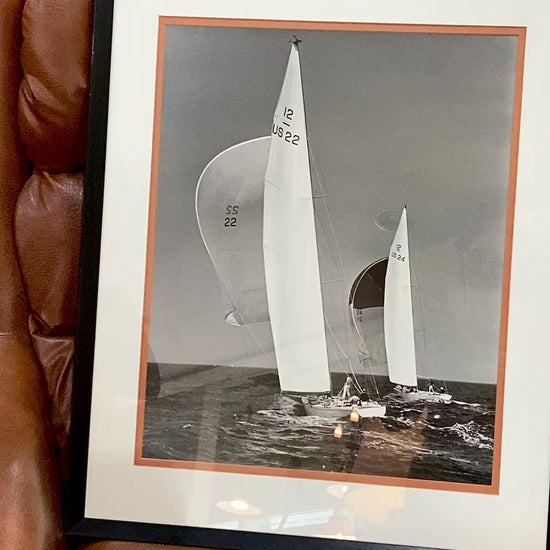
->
230;307;274;368
310;152;351;292
310;156;355;367
240;316;250;363
322;315;347;375
326;331;348;381
348;305;369;354
323;316;351;377
410;262;449;393
323;314;362;393
201;245;273;365
300;42;356;384
362;352;380;397
348;268;380;360
199;257;274;367
348;303;380;396
196;227;274;365
300;43;362;396
348;268;383;397
348;268;376;351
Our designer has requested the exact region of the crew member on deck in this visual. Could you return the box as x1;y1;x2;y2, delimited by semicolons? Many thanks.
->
341;376;353;399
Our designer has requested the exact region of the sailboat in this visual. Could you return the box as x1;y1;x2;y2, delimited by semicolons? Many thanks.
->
384;207;452;403
263;38;385;419
196;38;385;419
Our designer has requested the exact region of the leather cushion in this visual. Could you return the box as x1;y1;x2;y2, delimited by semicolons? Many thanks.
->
18;0;93;172
14;169;83;475
0;0;30;333
15;169;83;332
28;314;74;479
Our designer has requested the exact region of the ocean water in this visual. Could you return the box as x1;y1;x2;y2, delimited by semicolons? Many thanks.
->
142;365;496;486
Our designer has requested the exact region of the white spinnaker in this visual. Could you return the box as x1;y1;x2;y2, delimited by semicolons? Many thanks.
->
196;137;271;326
384;207;418;387
263;43;331;394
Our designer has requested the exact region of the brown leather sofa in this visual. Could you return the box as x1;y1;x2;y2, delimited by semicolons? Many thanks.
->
0;0;196;548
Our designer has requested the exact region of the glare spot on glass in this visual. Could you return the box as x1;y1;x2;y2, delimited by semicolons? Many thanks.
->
327;484;349;499
216;499;262;516
230;499;249;511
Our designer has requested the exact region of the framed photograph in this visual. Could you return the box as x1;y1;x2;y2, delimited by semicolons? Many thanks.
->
67;0;550;548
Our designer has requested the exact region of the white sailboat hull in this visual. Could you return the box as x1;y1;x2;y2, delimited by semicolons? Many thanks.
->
395;390;452;403
302;397;386;418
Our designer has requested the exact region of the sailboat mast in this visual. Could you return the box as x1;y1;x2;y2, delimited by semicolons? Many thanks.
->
293;37;314;195
295;37;334;396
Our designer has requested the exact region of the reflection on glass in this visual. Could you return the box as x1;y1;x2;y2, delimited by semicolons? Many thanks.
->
216;499;262;516
344;485;405;524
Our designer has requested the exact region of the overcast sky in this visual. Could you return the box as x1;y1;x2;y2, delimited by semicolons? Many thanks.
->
148;24;518;384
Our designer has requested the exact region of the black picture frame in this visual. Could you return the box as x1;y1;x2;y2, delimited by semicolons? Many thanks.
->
64;1;549;549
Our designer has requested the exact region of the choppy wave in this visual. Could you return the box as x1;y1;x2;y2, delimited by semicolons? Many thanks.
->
143;371;497;485
442;420;494;450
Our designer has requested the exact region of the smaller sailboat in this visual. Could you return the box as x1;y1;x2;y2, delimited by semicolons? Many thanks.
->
384;207;452;403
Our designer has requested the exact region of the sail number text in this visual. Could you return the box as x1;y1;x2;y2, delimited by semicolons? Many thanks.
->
272;106;300;146
391;243;406;262
224;205;239;228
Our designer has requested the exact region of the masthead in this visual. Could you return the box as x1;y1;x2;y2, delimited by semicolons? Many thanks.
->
289;35;302;47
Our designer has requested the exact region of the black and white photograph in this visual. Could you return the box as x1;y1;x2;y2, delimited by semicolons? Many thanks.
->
138;21;520;490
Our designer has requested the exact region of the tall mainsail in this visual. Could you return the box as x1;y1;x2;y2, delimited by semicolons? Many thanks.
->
384;207;418;387
263;42;331;394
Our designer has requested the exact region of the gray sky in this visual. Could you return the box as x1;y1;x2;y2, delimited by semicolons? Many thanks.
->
148;24;518;383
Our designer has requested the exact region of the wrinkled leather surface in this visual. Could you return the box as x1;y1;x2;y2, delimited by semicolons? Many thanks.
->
18;0;93;172
0;0;29;333
0;335;66;550
14;169;83;479
28;313;74;478
15;170;83;331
